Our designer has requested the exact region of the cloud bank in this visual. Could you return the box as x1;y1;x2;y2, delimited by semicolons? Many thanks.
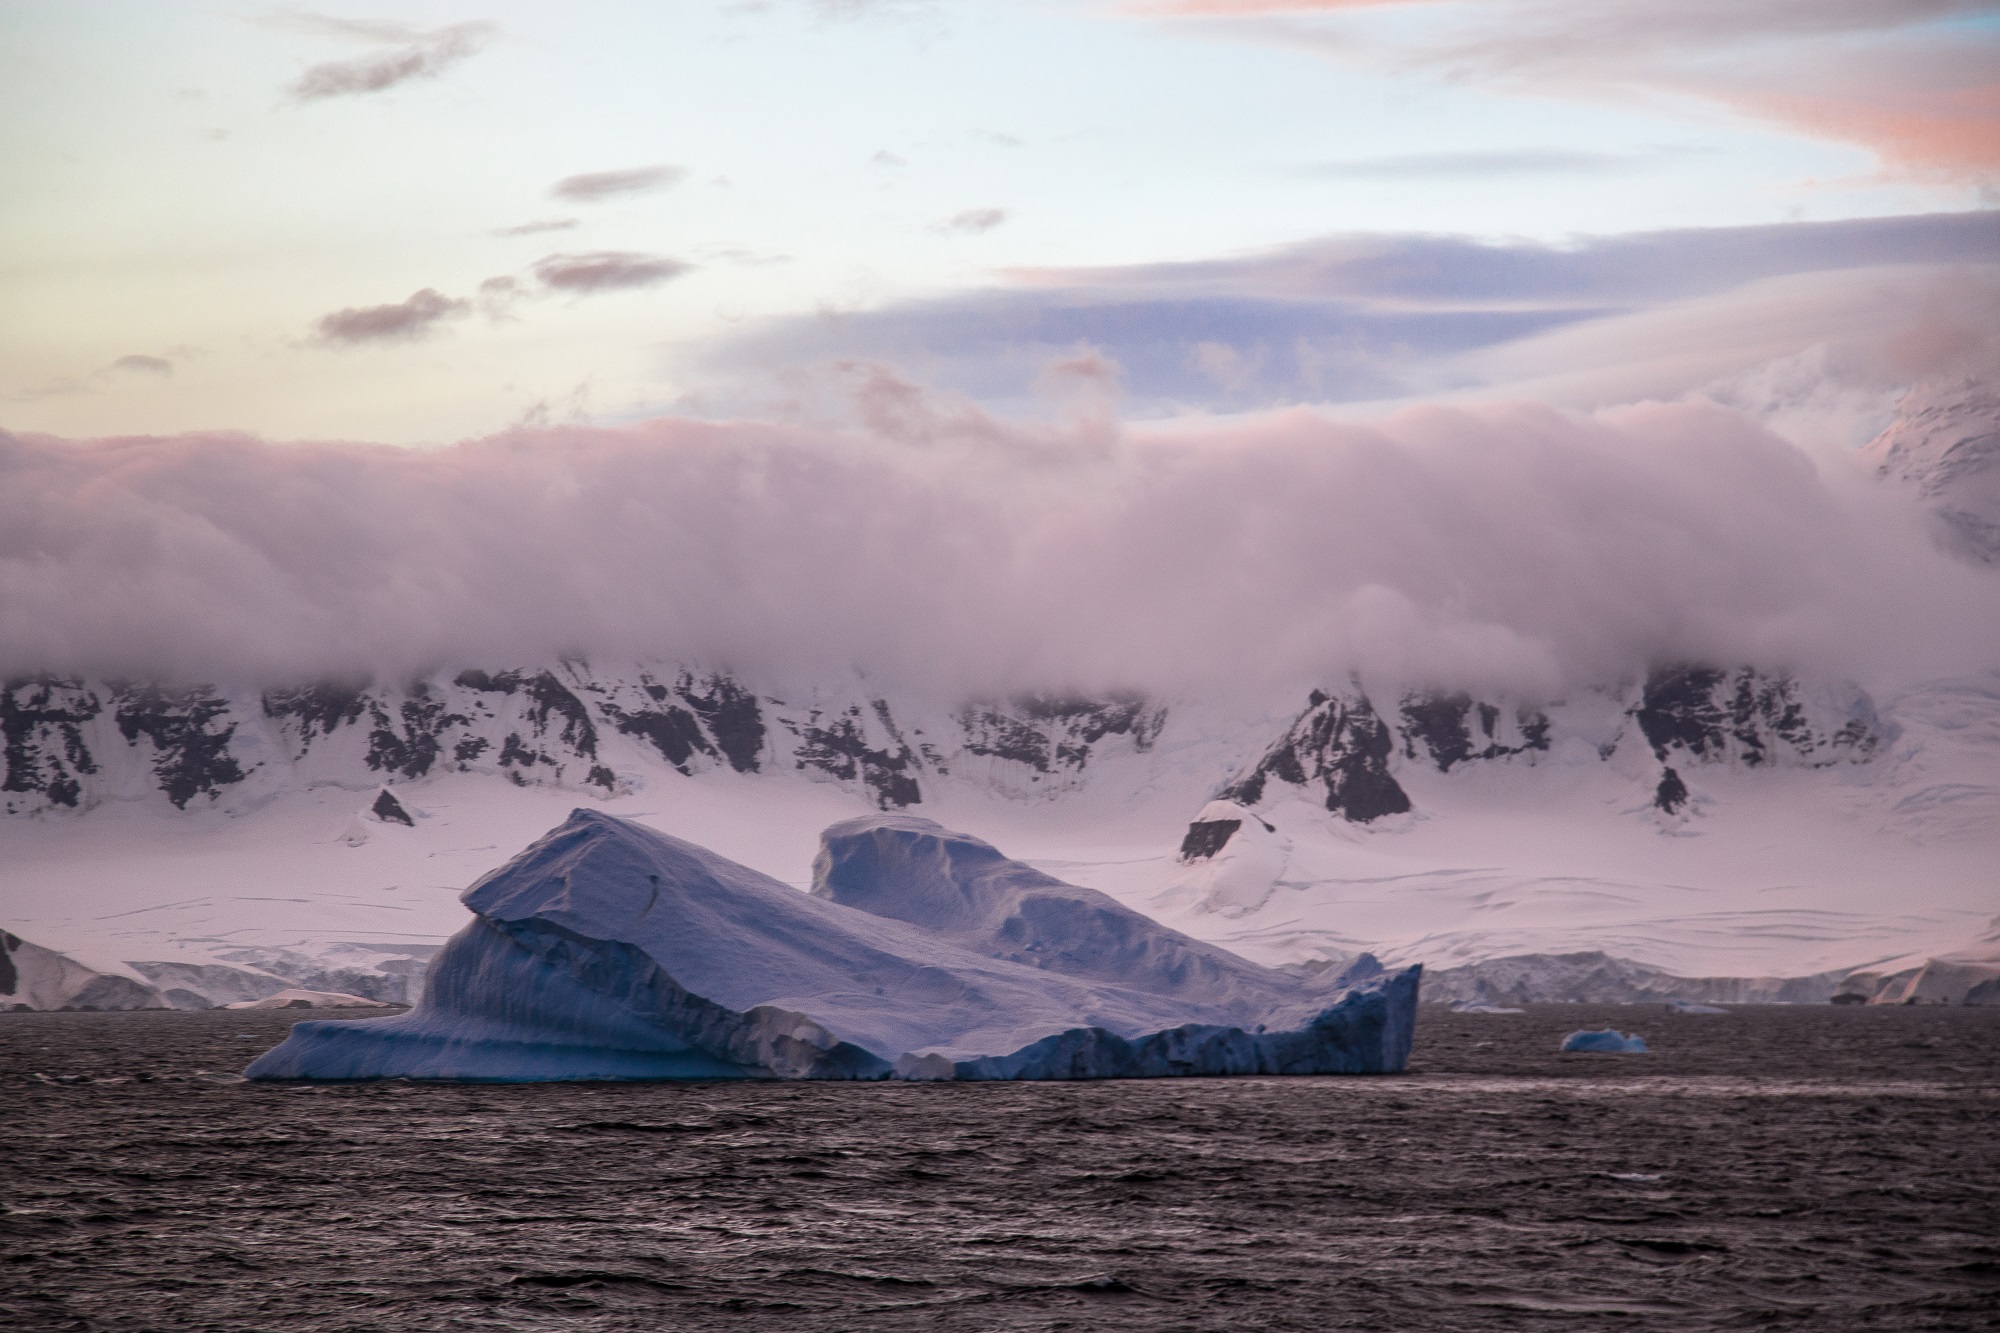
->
698;211;2000;416
4;386;1993;702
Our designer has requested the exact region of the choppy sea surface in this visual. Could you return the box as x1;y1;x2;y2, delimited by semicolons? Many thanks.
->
3;1004;1995;1332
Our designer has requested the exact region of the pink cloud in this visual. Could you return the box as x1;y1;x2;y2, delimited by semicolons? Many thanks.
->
1136;0;2000;183
312;289;468;345
3;385;1993;699
532;251;692;293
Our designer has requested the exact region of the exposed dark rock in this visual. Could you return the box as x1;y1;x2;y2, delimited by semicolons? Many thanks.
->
455;670;599;759
587;765;617;791
1635;665;1878;768
1179;819;1241;862
3;676;102;810
499;733;542;769
262;681;368;749
371;788;415;826
1226;688;1411;823
112;684;247;809
959;707;1053;771
1635;666;1730;760
365;689;466;780
674;674;765;773
0;931;17;995
1398;692;1554;771
1400;693;1475;771
958;694;1165;776
604;700;713;774
1655;766;1689;814
792;707;921;809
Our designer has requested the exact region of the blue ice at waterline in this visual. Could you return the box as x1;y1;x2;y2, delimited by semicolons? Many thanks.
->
245;810;1419;1082
1561;1028;1649;1053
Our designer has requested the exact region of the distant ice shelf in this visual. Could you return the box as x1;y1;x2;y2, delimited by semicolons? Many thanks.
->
244;811;1419;1082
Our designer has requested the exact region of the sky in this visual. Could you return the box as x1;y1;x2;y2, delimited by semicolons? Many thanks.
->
2;0;1996;442
2;1;1998;698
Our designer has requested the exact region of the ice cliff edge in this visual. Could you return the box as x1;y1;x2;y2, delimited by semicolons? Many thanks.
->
245;810;1418;1081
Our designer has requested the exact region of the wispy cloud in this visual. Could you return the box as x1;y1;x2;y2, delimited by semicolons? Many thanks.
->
491;218;579;238
1306;149;1654;179
550;166;686;202
107;355;174;377
313;289;468;345
933;207;1010;235
532;251;692;293
1140;1;2000;182
284;19;496;102
697;211;2000;414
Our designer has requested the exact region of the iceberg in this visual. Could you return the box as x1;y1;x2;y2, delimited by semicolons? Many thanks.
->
245;810;1419;1082
1560;1028;1648;1053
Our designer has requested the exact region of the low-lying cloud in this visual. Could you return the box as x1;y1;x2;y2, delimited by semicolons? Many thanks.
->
4;383;1993;703
313;289;469;345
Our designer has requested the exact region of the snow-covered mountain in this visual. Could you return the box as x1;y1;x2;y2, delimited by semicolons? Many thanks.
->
4;657;1995;1012
1865;378;2000;564
5;381;1997;1014
2;667;1163;819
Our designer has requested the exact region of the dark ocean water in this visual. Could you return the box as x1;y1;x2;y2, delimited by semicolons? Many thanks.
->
2;1005;1995;1332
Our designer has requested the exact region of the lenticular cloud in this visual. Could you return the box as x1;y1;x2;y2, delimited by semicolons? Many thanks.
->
0;394;1992;698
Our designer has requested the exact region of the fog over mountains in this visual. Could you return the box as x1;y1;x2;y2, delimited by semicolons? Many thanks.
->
3;378;1997;1013
6;380;1996;698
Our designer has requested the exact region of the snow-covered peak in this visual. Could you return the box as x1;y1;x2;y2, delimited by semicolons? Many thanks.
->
1865;377;2000;564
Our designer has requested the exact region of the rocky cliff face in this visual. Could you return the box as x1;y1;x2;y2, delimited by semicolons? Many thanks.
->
2;665;1166;818
4;657;1883;826
1215;666;1880;824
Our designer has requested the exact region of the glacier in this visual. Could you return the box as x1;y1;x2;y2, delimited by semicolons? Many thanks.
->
244;810;1419;1082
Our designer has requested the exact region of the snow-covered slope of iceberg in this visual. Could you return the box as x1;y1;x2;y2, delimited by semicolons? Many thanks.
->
245;810;1417;1082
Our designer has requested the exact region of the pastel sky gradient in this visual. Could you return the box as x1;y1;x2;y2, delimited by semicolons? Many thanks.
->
2;0;1996;442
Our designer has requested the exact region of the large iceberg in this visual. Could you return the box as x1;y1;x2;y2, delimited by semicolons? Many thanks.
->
246;810;1418;1082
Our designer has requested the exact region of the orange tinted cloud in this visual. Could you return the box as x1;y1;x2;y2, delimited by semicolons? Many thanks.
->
1737;84;2000;179
1135;0;2000;183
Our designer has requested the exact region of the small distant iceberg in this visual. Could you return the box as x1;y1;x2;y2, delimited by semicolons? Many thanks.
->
246;810;1419;1082
1561;1028;1648;1053
1665;999;1728;1014
1450;1000;1525;1014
